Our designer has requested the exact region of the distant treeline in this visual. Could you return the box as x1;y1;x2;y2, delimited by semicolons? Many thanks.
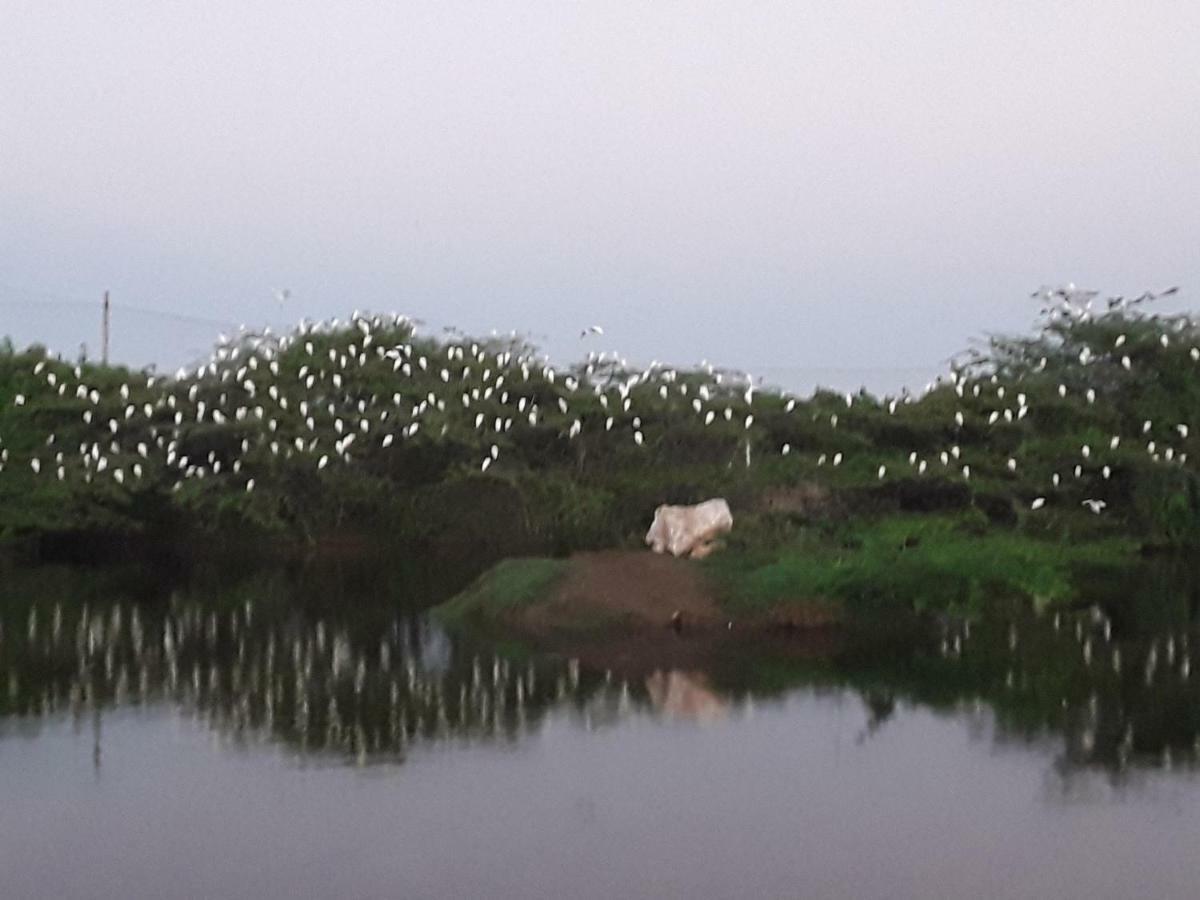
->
2;287;1198;556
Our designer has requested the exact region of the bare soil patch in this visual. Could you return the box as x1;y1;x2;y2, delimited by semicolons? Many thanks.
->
490;549;841;676
529;550;724;630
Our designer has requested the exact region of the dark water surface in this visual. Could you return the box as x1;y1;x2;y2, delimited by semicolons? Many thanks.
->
2;554;1200;899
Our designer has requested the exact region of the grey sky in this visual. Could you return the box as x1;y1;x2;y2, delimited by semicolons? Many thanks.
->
2;1;1198;392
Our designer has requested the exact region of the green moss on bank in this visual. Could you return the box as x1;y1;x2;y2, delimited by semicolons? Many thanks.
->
432;557;569;626
708;513;1136;618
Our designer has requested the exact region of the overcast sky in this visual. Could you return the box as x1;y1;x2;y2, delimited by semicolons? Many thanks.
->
2;1;1197;392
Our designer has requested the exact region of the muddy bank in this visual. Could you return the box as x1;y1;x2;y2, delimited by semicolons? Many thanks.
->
433;549;842;676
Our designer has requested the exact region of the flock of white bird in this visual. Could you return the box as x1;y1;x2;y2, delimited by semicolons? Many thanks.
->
1;288;1197;521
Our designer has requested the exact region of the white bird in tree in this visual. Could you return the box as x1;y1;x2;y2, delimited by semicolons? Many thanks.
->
1081;499;1107;514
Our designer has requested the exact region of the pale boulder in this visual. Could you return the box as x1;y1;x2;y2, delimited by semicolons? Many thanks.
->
644;498;733;559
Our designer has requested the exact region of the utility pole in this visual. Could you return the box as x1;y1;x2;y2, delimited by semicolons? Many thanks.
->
101;290;110;365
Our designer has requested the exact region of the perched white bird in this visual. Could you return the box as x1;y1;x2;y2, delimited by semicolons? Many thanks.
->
1081;499;1107;514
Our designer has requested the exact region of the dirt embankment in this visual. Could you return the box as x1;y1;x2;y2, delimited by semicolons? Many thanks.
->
485;550;840;675
528;550;725;629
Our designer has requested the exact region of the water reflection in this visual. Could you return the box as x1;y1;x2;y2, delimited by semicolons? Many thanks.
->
644;671;727;723
1;556;1199;777
925;578;1200;777
0;561;627;765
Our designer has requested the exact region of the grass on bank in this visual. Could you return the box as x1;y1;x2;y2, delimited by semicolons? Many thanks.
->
432;557;569;626
707;513;1137;618
433;512;1142;632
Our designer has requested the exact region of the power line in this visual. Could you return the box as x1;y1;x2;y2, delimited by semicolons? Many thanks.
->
0;282;241;331
0;280;953;378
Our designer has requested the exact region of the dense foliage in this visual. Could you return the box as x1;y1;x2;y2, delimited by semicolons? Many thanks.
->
1;287;1197;550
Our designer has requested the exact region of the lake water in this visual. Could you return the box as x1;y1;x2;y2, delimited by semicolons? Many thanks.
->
2;554;1199;899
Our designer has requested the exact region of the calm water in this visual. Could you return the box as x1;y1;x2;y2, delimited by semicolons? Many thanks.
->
2;554;1200;899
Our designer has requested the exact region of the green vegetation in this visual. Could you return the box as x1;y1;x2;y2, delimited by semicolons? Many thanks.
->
1;286;1198;567
708;513;1134;617
432;557;569;626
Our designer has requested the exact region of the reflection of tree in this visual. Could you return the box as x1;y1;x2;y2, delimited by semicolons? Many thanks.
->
0;561;638;763
855;690;896;745
2;558;1198;777
840;558;1200;782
